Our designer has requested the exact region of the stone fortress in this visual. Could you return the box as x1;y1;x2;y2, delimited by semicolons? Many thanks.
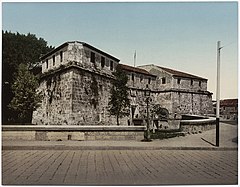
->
32;41;213;129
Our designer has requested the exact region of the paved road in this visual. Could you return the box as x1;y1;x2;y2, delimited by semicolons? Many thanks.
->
2;150;237;185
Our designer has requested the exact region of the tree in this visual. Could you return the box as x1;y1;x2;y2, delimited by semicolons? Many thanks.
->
8;64;42;123
151;104;169;120
108;65;130;125
2;31;54;123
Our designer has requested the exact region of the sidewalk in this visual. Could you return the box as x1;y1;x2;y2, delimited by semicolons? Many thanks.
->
2;122;238;150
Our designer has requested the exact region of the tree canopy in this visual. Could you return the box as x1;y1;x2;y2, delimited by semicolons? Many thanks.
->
2;30;54;123
9;64;42;123
108;65;130;125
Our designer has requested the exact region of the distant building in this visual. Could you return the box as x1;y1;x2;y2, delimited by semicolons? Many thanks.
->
32;41;213;127
213;99;238;121
138;65;213;116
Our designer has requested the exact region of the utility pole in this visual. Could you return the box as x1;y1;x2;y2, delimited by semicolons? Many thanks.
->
216;41;222;147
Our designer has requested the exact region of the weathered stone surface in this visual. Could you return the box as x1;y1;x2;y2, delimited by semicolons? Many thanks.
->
33;41;213;129
2;125;145;141
2;131;35;141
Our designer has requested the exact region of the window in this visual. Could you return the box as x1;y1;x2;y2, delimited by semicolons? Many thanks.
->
91;52;95;63
60;51;63;62
132;74;134;81
191;80;193;86
177;78;181;84
101;57;105;68
148;78;151;84
162;77;166;84
110;61;113;71
46;59;48;69
140;76;143;82
199;81;201;87
53;55;55;66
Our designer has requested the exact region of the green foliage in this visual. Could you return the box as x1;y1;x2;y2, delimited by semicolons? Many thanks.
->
2;31;54;69
151;104;169;119
2;30;54;123
108;65;130;125
90;75;99;108
9;64;43;123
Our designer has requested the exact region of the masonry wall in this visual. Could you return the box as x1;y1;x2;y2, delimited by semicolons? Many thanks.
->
42;46;68;73
148;68;173;90
33;66;135;126
172;77;207;91
70;68;118;125
42;42;119;76
171;92;213;115
126;72;156;90
32;69;74;125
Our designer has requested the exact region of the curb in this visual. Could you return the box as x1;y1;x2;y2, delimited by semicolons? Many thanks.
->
2;145;238;151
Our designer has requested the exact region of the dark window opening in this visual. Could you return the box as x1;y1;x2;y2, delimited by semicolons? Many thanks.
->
148;78;151;84
110;61;113;71
199;81;201;87
60;51;63;62
53;55;55;66
162;77;166;84
91;52;95;63
132;74;134;81
191;80;193;85
46;59;48;69
140;76;143;82
101;57;105;68
177;78;181;84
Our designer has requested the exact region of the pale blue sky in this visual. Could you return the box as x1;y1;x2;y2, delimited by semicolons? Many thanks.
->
2;2;238;100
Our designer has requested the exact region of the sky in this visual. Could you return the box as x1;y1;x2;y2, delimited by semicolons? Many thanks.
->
2;2;238;100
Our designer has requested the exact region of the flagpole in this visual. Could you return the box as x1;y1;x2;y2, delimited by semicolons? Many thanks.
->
133;50;136;87
134;50;136;67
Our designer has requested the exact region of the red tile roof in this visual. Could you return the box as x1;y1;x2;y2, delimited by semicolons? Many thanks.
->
157;66;207;80
119;64;156;77
220;99;238;107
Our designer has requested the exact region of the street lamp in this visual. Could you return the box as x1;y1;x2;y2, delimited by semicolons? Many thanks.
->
216;41;222;147
142;85;152;142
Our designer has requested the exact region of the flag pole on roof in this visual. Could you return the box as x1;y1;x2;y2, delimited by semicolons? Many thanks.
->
134;50;136;68
133;50;136;87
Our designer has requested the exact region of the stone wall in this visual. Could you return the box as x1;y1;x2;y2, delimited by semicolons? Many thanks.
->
42;42;119;76
70;67;117;125
2;125;145;141
172;77;207;91
32;69;74;125
171;92;213;115
35;42;213;127
126;72;156;90
180;119;216;134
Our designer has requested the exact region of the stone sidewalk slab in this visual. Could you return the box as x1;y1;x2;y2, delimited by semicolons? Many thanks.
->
2;122;238;150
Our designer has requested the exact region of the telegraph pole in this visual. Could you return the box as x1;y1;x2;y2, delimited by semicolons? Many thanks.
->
216;41;222;147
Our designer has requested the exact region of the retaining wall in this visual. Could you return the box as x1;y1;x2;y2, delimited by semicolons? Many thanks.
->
180;118;216;134
2;125;145;141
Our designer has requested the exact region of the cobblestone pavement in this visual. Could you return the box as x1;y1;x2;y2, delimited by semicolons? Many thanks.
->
2;150;237;185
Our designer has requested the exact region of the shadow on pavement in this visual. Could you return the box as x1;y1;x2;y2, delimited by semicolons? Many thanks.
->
201;138;216;147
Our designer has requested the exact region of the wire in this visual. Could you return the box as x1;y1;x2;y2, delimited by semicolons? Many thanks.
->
222;41;236;48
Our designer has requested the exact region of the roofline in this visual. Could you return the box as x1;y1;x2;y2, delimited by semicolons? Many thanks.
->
172;75;208;81
40;41;120;62
40;42;68;60
158;65;208;80
119;64;156;77
138;64;207;81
